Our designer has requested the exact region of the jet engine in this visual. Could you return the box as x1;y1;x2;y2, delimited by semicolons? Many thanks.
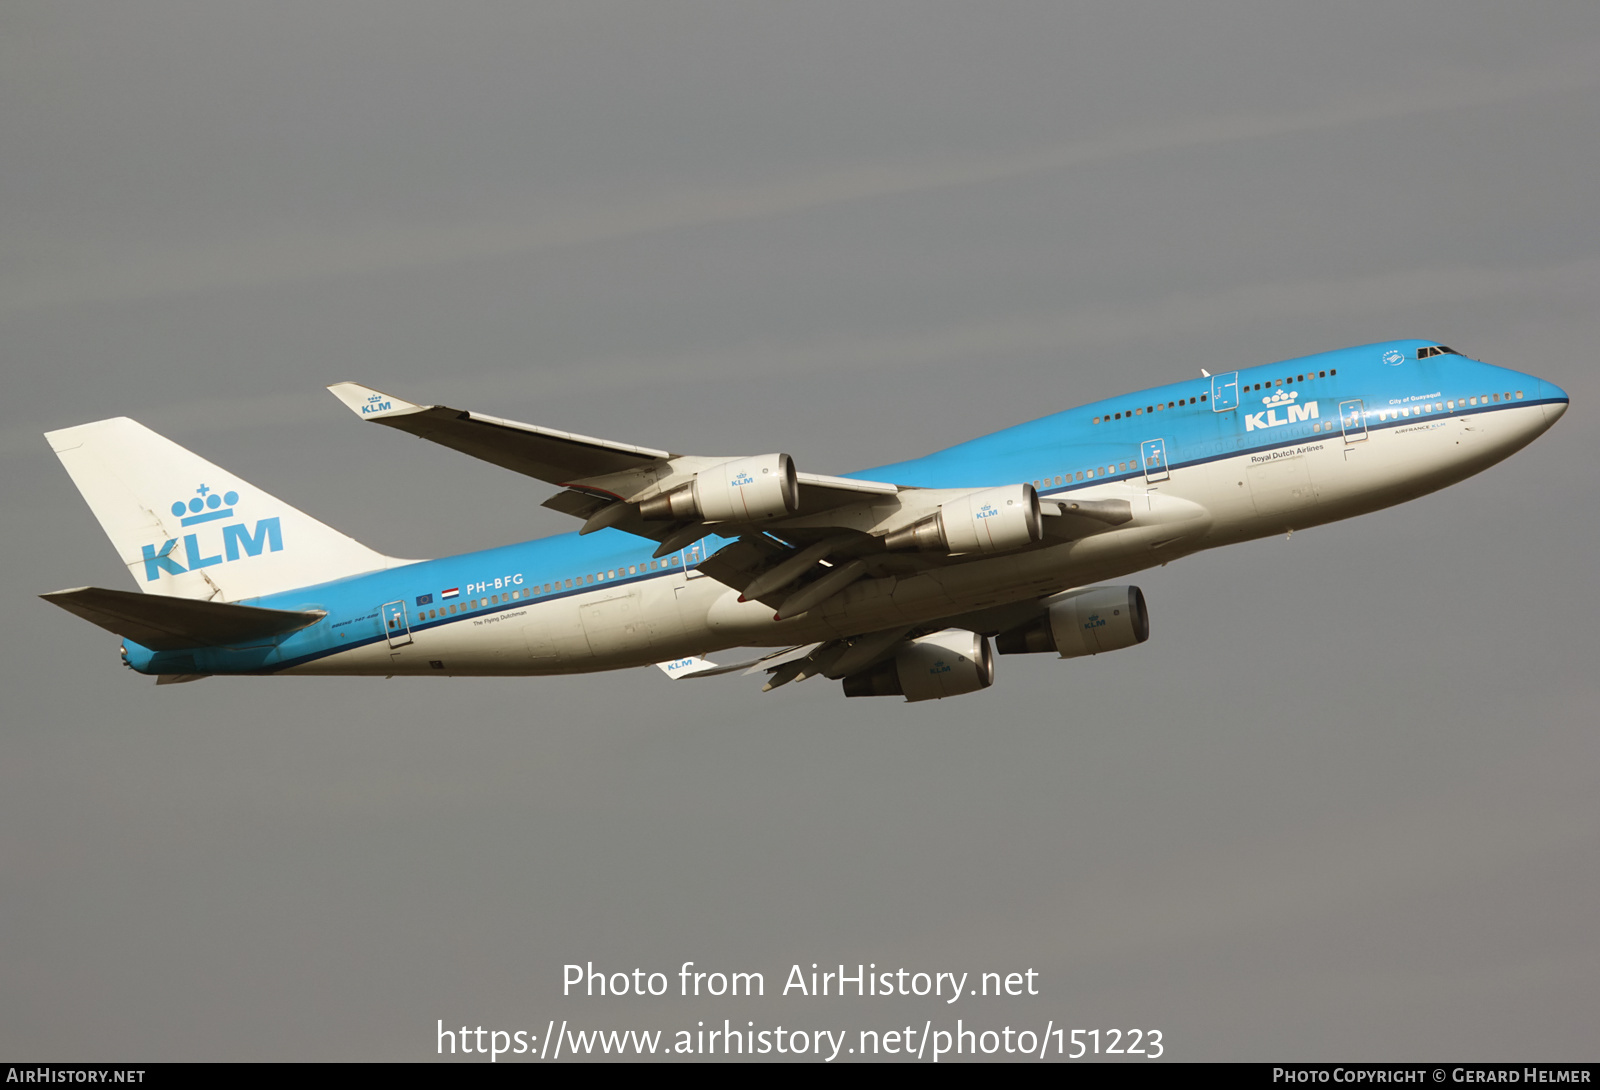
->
841;628;996;702
996;586;1149;658
883;483;1042;555
639;453;799;523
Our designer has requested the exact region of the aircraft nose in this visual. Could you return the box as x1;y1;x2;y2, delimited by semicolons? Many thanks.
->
1541;378;1569;424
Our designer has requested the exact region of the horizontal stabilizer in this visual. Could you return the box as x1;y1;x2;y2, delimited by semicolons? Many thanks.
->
42;586;324;651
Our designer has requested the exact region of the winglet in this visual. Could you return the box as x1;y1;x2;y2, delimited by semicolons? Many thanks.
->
326;382;425;421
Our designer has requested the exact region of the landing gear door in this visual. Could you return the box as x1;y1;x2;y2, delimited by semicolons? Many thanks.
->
1211;372;1239;412
1141;438;1170;483
382;601;413;648
1339;399;1368;443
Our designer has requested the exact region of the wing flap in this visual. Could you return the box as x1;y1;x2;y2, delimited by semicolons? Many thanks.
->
42;586;324;651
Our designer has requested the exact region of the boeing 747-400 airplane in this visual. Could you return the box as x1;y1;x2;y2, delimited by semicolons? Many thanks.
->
43;340;1567;700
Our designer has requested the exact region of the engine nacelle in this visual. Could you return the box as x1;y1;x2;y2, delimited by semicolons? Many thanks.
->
996;586;1149;659
841;628;996;702
639;453;798;523
883;484;1042;555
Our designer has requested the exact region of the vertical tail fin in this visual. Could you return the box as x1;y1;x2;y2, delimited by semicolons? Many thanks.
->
46;417;401;601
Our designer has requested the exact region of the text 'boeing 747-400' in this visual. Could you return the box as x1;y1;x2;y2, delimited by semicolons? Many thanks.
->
43;341;1567;700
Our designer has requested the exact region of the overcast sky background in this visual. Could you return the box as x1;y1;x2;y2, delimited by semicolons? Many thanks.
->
4;2;1597;1062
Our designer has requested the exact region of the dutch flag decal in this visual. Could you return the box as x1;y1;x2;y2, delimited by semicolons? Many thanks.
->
441;587;459;599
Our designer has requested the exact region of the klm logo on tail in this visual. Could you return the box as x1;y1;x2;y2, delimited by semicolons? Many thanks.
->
142;484;283;581
361;393;392;415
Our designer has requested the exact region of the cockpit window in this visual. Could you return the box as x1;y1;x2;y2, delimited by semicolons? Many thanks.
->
1417;345;1461;359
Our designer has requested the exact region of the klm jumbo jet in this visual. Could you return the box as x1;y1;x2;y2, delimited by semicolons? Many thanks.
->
44;340;1567;700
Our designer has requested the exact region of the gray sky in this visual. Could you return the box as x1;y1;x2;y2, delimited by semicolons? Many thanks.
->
4;1;1597;1061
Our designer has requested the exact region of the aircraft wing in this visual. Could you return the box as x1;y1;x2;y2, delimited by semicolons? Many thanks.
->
328;382;899;506
328;383;1124;619
327;382;676;483
329;382;902;555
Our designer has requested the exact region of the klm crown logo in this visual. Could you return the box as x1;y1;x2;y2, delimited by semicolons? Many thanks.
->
361;393;392;415
1245;393;1320;432
142;484;284;581
170;483;239;526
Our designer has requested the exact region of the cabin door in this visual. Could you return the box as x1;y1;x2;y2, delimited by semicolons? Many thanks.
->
1141;438;1170;483
1210;372;1240;412
1339;399;1369;443
382;601;413;648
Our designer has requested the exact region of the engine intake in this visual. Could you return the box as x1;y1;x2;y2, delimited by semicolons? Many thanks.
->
842;628;996;702
996;586;1149;658
883;484;1042;555
640;453;798;523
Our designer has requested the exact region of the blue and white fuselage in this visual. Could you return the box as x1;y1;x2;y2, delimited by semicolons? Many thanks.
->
47;340;1567;697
